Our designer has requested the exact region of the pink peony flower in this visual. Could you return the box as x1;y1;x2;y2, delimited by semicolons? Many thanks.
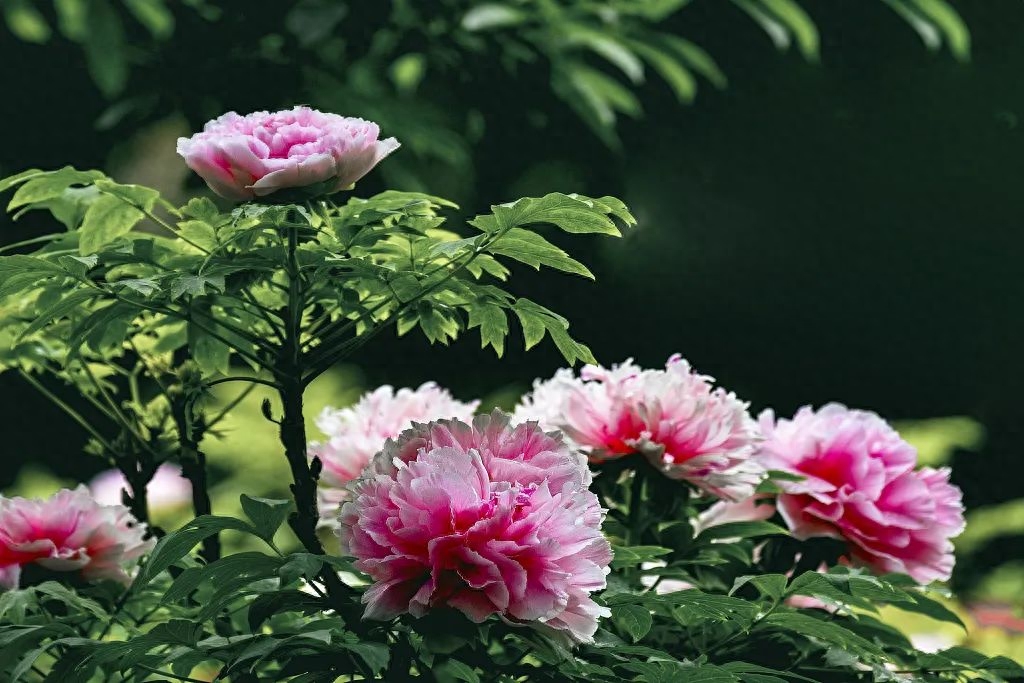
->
89;463;192;511
0;486;154;590
757;404;965;584
176;106;400;200
516;355;763;500
337;412;611;644
310;383;479;526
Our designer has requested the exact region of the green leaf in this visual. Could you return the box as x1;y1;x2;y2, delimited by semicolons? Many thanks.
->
0;168;44;193
123;0;174;39
467;300;508;356
434;658;482;683
169;273;225;300
891;590;966;629
696;521;789;543
730;574;788;602
7;167;103;209
188;322;231;376
3;0;51;43
18;288;97;341
631;41;697;103
612;604;653;642
488;228;594;278
83;0;127;96
135;515;256;588
905;0;971;60
79;195;144;254
610;545;673;569
278;553;324;586
337;642;390;675
486;193;625;235
461;3;527;31
564;24;645;84
761;611;883;660
660;36;728;89
240;495;292;541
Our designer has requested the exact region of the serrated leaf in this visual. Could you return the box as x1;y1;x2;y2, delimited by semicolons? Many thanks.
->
169;273;225;300
487;193;624;235
466;301;508;356
488;228;593;278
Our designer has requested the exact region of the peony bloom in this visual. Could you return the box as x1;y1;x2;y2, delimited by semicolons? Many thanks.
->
0;486;154;590
89;463;192;511
176;106;400;200
757;404;965;584
338;412;611;644
516;355;763;500
310;383;479;525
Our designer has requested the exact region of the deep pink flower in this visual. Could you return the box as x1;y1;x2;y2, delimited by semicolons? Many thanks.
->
177;107;400;200
310;383;478;525
0;486;154;590
516;355;763;500
758;404;965;584
337;413;611;643
89;464;192;511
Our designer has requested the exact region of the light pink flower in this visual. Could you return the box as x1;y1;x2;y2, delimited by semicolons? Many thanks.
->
89;464;192;511
516;355;763;500
177;106;400;200
337;413;611;644
758;404;965;584
310;383;478;525
0;486;154;590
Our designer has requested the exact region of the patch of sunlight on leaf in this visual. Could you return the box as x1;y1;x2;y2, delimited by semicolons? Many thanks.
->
2;465;75;498
893;416;985;466
958;499;1024;554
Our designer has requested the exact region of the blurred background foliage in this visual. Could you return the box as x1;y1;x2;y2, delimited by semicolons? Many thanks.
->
1;0;1021;658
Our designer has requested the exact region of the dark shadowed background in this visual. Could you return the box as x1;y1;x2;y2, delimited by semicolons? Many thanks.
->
1;0;1021;605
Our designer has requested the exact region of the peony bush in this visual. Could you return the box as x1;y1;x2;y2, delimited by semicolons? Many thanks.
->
0;108;1019;681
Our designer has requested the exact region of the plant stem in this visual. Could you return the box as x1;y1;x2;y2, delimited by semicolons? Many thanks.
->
173;403;219;563
276;222;357;618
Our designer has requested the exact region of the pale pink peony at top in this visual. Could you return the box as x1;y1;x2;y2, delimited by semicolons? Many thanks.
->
176;106;400;200
0;486;154;590
89;463;192;511
337;412;611;644
757;403;965;584
515;354;764;501
310;383;479;526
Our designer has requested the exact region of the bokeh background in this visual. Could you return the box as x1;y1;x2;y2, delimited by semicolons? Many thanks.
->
1;0;1021;656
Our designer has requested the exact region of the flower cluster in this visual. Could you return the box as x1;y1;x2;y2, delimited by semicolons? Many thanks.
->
0;486;153;590
516;354;763;500
310;383;479;525
176;106;399;200
757;404;965;583
337;412;611;643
